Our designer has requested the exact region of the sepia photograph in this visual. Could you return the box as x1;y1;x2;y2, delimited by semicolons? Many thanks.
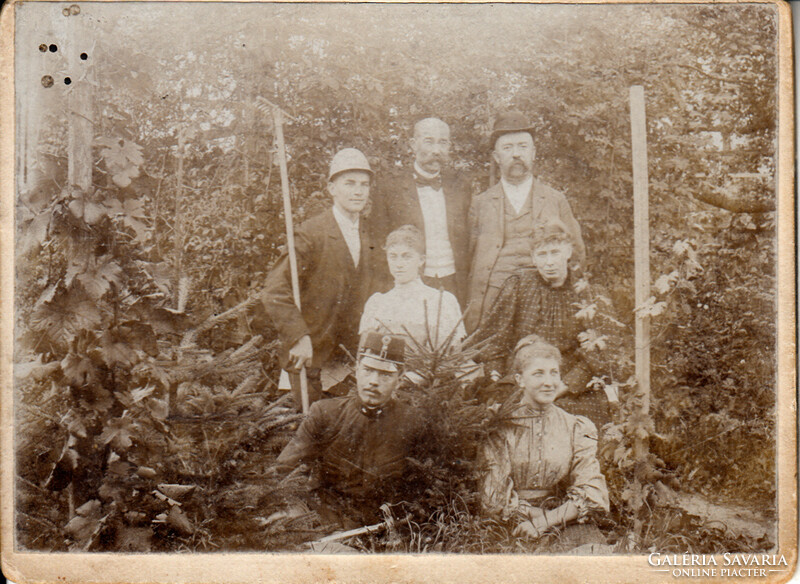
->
1;0;795;582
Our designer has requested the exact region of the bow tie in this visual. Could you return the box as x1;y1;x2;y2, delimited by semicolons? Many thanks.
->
414;173;442;191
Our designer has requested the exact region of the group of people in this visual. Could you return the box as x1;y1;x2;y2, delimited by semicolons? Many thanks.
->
262;112;613;549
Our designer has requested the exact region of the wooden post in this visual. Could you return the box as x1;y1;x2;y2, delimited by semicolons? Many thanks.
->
630;85;650;460
173;128;185;310
273;108;310;414
66;10;92;193
64;8;93;521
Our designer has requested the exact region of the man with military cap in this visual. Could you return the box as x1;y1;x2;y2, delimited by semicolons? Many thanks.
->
464;112;586;331
277;332;425;526
261;148;379;410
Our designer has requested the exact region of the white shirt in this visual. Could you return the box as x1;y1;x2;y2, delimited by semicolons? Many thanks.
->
332;204;360;268
359;278;466;349
501;175;534;215
414;163;457;278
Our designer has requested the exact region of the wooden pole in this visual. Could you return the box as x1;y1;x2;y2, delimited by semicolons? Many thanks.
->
630;85;650;461
67;11;92;193
273;108;310;414
173;128;185;310
64;8;94;521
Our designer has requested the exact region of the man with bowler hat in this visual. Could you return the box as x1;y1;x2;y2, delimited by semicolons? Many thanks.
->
261;148;379;410
277;332;424;527
464;112;586;331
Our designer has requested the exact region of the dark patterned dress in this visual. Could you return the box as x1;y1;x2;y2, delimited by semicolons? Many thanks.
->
471;269;612;428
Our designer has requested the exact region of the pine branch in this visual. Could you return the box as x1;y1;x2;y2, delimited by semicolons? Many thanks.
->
180;294;263;347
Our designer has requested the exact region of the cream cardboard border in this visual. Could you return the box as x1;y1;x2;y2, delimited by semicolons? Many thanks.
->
0;1;795;583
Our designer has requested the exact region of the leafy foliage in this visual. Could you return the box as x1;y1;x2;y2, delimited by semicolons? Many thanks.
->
15;2;778;553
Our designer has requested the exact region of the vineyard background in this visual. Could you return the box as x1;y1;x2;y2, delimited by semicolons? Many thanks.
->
12;2;780;553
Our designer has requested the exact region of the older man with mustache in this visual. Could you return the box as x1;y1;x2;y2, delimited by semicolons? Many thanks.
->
464;112;586;331
368;117;471;305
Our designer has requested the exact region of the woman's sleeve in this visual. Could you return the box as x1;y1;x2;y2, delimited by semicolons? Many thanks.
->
358;293;381;335
479;429;523;523
470;276;519;370
441;291;467;345
566;415;610;519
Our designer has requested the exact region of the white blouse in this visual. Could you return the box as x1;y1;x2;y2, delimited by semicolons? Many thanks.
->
359;279;466;350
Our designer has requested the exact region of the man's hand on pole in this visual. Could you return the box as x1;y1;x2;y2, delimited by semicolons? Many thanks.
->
288;335;313;371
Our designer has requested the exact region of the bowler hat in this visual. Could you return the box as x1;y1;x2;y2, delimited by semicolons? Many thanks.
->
490;111;535;147
358;332;405;372
328;148;373;181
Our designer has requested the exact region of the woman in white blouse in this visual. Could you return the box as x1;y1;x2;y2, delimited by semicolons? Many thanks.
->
359;225;466;351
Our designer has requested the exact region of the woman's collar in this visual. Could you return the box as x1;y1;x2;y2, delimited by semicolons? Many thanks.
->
520;402;555;417
394;277;425;291
533;269;572;289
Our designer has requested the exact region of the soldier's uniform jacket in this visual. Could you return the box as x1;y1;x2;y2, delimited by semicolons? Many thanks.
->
277;394;425;503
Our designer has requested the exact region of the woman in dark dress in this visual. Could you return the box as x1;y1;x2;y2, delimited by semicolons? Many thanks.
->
470;220;615;429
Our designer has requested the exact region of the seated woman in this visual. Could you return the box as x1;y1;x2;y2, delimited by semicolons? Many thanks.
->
359;225;466;351
469;219;614;428
480;335;609;551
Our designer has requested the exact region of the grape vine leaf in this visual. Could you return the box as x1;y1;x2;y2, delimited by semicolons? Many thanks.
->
97;137;145;188
99;416;136;450
99;331;139;367
76;256;123;300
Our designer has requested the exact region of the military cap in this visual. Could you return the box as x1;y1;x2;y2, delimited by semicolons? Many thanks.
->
358;332;406;372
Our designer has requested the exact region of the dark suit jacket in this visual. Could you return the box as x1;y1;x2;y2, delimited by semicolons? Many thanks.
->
368;169;472;303
260;208;376;369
